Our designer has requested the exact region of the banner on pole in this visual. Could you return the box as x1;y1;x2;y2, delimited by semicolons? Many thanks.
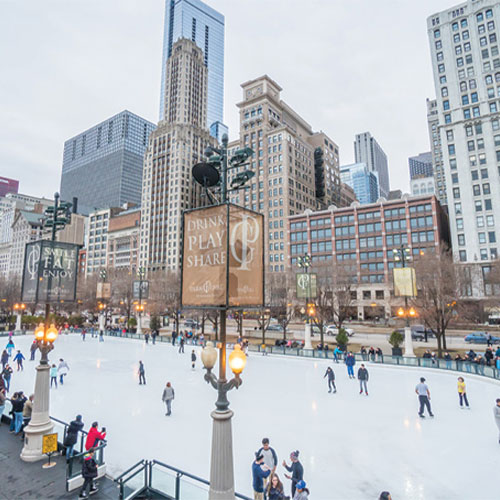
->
393;267;417;297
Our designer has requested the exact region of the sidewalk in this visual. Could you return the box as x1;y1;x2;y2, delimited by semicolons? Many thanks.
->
0;422;116;499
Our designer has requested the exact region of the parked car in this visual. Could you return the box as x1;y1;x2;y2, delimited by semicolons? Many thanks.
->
267;324;285;332
184;319;200;329
464;331;500;344
325;325;355;337
395;327;425;341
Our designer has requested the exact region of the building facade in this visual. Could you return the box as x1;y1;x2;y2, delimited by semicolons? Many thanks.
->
427;0;500;296
159;0;224;131
60;110;156;215
354;132;390;198
411;176;436;196
0;177;19;198
140;39;217;272
107;208;140;272
340;162;379;205
288;195;450;320
231;75;342;273
409;152;434;179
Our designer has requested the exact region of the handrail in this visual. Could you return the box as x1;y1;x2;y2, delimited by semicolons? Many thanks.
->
152;459;210;486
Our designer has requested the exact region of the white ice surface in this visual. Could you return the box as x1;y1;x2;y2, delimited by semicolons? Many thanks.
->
6;334;500;500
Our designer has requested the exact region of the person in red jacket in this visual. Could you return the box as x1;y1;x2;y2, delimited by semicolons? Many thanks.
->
85;421;106;450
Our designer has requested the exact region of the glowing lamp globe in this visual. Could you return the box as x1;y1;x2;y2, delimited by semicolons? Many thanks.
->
201;341;217;370
34;324;45;341
409;307;417;317
397;307;405;317
46;324;59;343
229;344;246;375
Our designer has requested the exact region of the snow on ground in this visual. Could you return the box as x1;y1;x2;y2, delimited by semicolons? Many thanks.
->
5;334;500;500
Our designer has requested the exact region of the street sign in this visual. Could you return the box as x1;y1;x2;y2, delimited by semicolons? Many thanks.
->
296;273;317;299
42;433;58;454
133;280;149;299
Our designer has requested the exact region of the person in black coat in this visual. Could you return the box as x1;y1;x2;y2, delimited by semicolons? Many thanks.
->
79;448;98;498
323;367;336;393
64;415;84;459
282;450;304;498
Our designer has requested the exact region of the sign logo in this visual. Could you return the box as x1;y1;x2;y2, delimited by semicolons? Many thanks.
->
27;244;41;280
230;214;259;271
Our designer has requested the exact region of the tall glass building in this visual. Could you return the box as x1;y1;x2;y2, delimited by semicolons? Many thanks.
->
340;162;379;205
60;110;156;215
159;0;224;130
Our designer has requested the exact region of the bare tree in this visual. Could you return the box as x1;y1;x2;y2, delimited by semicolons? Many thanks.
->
109;269;135;330
149;270;181;335
413;250;460;357
268;272;294;341
0;274;21;323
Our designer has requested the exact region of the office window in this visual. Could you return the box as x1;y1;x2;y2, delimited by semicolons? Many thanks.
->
489;231;496;243
459;250;467;261
458;234;466;245
473;184;481;195
477;216;484;227
456;218;464;230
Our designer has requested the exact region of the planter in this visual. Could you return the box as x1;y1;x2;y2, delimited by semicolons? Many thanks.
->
391;347;403;357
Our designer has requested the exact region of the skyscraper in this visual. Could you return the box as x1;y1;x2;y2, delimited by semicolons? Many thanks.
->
409;152;433;179
340;163;379;205
140;38;216;272
354;132;389;198
159;0;224;131
60;111;156;215
0;177;19;198
427;1;500;292
426;98;447;204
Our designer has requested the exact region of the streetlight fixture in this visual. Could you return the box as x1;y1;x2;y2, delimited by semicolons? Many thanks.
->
21;323;59;461
201;341;246;499
13;302;26;332
297;253;313;350
136;267;146;334
392;245;415;357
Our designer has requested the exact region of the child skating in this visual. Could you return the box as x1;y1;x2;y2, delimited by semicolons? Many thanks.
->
457;376;470;409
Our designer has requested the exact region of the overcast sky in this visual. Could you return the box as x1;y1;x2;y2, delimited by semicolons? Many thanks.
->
0;0;458;199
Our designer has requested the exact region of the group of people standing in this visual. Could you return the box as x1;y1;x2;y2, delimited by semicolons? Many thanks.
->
252;438;308;500
1;390;33;437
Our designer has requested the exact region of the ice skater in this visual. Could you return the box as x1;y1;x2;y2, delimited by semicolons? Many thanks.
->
191;350;196;369
345;352;356;379
50;364;58;388
323;366;336;393
6;339;15;357
494;399;500;444
282;450;304;498
357;364;369;395
1;349;8;369
415;377;434;418
138;361;146;385
162;382;175;416
13;350;25;371
457;377;469;409
178;335;185;354
58;358;70;385
29;340;37;361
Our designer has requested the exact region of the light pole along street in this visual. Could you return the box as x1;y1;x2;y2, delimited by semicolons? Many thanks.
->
136;266;146;335
392;244;416;357
297;253;314;350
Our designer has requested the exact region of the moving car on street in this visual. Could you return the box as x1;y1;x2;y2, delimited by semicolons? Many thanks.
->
464;331;500;344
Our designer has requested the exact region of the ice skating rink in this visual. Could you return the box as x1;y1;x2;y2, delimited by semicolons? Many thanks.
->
7;334;500;500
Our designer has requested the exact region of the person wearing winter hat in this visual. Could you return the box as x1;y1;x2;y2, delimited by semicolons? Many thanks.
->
293;480;309;500
282;450;304;498
379;492;392;500
252;451;271;500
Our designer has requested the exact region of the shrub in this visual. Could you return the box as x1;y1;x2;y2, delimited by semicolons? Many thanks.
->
336;329;349;348
389;330;404;348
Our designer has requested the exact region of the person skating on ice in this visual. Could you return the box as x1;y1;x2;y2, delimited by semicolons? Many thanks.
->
357;364;369;395
493;398;500;444
415;377;434;418
50;364;58;388
345;352;356;379
13;350;25;371
58;358;70;385
191;350;196;370
29;340;37;361
162;382;175;416
282;450;304;498
457;377;470;409
178;335;185;354
138;361;146;385
323;367;336;393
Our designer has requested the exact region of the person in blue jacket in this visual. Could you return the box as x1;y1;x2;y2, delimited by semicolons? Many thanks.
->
252;451;271;500
333;346;342;363
345;352;356;378
13;350;25;371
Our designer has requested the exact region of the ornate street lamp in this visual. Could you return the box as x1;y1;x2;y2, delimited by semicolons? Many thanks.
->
297;253;313;349
201;342;247;499
21;323;59;461
13;302;26;332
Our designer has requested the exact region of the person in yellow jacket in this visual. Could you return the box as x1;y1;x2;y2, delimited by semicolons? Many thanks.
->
457;377;470;409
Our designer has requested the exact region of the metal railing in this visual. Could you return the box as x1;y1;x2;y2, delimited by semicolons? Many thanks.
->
114;459;252;500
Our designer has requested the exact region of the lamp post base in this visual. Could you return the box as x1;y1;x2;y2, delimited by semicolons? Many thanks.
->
208;409;235;500
21;364;53;462
404;326;415;358
15;314;22;332
304;323;313;350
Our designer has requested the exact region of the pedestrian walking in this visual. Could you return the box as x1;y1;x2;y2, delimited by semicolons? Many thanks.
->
323;367;336;393
267;474;287;500
457;377;469;409
85;422;106;450
162;382;175;416
256;437;278;490
357;364;369;395
282;451;304;498
13;350;25;371
1;349;8;369
64;414;84;458
178;335;185;354
78;448;99;498
58;358;70;385
2;364;13;392
494;398;500;444
252;451;271;500
191;350;196;369
50;364;58;388
293;480;309;500
29;341;37;361
138;361;146;385
345;352;356;379
415;377;434;418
